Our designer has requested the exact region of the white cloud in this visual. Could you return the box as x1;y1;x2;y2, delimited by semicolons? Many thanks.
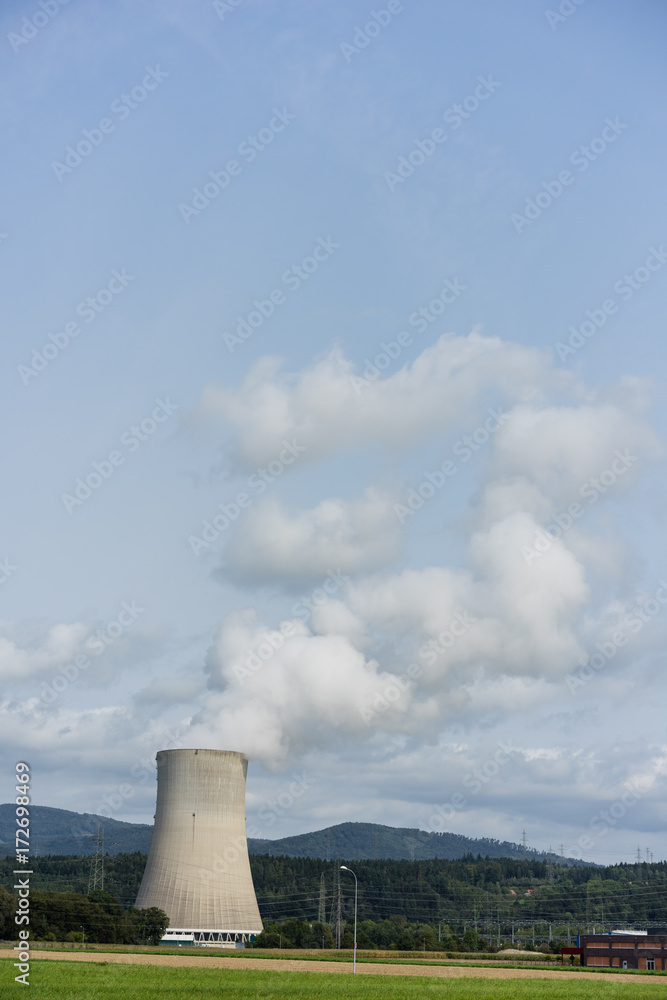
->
224;488;402;584
0;622;88;684
190;532;593;767
191;613;406;766
193;332;567;468
489;400;661;509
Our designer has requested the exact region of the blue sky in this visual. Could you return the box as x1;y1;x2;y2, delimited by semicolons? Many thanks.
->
2;0;667;865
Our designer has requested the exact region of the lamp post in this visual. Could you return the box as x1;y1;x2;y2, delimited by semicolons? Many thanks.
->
80;926;85;947
340;866;357;974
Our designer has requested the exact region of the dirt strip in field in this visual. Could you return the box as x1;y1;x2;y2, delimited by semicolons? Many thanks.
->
25;950;667;983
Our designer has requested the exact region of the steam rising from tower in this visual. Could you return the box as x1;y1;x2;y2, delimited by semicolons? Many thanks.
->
135;748;262;946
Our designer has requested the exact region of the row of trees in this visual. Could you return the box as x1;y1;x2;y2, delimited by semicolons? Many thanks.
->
0;886;167;944
253;916;492;951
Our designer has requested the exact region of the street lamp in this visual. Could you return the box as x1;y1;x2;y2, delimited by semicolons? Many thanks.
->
340;866;357;974
80;925;85;947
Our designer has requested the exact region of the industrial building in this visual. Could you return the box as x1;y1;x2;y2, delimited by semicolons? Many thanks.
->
135;748;263;946
579;931;667;970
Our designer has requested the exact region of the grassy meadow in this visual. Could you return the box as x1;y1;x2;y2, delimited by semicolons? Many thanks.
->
3;959;667;1000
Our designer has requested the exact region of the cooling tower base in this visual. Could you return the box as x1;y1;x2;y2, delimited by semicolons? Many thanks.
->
161;928;259;948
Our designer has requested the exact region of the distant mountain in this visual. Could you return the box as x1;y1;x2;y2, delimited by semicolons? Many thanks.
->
0;805;589;865
0;804;152;857
247;821;589;864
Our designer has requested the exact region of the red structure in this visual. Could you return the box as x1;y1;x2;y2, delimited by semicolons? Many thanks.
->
578;933;667;970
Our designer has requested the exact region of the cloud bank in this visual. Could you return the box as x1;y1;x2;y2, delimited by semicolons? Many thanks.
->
187;333;663;769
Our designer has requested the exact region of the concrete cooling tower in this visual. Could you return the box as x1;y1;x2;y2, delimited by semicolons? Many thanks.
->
135;748;263;946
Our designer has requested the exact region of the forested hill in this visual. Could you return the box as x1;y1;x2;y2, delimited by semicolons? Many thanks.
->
0;805;585;865
1;853;666;933
0;805;152;857
247;821;584;864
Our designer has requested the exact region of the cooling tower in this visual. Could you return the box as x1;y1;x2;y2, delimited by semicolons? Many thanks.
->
135;748;263;946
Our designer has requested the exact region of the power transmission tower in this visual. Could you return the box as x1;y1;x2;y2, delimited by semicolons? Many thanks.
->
521;830;527;857
329;865;341;948
318;873;326;924
87;823;105;893
335;869;342;949
637;845;642;864
328;868;336;926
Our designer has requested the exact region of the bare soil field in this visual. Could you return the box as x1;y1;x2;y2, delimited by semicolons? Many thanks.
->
27;949;667;983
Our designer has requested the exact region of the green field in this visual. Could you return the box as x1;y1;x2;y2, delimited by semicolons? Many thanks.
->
3;961;667;1000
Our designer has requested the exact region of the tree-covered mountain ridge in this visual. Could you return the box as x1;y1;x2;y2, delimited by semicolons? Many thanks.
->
248;820;591;864
0;805;591;864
